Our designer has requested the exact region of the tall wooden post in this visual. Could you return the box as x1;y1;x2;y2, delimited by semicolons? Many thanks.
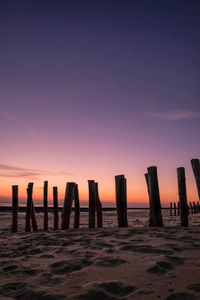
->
25;183;33;232
95;182;103;228
145;173;153;226
61;182;75;229
177;202;180;216
177;167;189;227
11;185;18;233
147;167;163;227
115;175;128;227
74;184;80;228
43;181;48;231
174;202;177;216
191;159;200;200
170;202;173;216
53;187;59;230
88;180;96;228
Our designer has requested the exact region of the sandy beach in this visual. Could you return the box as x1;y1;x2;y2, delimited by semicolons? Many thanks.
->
0;210;200;299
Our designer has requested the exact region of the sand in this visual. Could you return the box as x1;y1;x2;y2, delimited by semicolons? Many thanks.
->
0;210;200;299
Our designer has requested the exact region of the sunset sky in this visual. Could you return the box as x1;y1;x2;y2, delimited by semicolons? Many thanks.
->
0;1;200;207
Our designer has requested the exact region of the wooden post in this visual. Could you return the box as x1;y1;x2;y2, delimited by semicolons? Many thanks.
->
191;159;200;200
95;182;103;228
43;181;48;231
61;182;75;229
193;202;197;214
115;175;128;227
145;173;153;226
53;187;59;230
197;202;200;212
174;202;177;216
25;183;33;232
177;202;180;216
170;202;173;216
88;180;96;228
187;204;190;215
177;167;189;227
147;167;163;227
74;184;80;228
11;185;18;233
31;201;38;232
189;202;194;214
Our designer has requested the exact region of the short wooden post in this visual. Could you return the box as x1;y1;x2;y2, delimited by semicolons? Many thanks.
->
191;159;200;200
145;173;153;226
177;202;180;216
53;187;59;230
190;202;194;214
177;167;189;227
88;180;96;228
187;204;190;215
197;202;200;212
170;202;173;216
174;202;177;216
74;184;80;228
61;182;76;229
25;183;33;232
95;182;103;228
147;167;163;227
43;181;48;231
11;185;18;233
31;201;38;232
193;202;197;214
115;175;128;227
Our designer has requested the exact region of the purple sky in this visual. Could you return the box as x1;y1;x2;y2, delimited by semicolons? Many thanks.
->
0;1;200;206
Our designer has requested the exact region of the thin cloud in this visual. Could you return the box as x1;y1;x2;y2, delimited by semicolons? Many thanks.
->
0;164;41;180
148;110;200;120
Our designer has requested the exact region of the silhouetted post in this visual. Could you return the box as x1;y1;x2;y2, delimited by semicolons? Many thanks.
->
197;202;200;212
177;167;189;227
170;202;173;216
191;159;200;200
178;202;180;216
95;182;103;228
53;187;59;230
174;203;177;216
190;202;194;214
25;183;33;232
43;181;48;231
88;180;96;228
145;173;153;226
115;175;128;227
147;167;163;227
193;202;197;214
11;185;18;233
74;184;80;228
31;201;38;232
187;205;190;215
61;182;75;229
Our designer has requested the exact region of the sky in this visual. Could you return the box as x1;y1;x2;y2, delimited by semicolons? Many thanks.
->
0;0;200;207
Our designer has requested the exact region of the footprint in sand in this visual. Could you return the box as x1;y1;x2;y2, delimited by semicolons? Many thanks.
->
95;257;126;267
50;258;93;275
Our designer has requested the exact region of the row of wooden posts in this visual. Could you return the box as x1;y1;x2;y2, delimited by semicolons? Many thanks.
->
11;158;200;233
170;201;200;216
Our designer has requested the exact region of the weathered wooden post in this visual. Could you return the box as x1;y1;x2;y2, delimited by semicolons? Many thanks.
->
31;201;38;232
25;183;33;232
193;202;197;214
61;182;76;229
11;185;18;233
147;167;163;227
191;159;200;200
74;184;80;228
177;167;189;227
145;173;153;226
197;202;200;212
170;202;173;216
189;202;194;214
177;202;180;216
95;182;103;228
43;181;48;231
53;187;59;230
115;175;128;227
88;180;96;228
174;202;177;216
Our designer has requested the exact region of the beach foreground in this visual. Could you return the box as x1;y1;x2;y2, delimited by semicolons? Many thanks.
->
0;211;200;300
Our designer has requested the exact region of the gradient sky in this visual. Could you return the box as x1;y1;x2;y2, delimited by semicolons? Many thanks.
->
0;0;200;207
